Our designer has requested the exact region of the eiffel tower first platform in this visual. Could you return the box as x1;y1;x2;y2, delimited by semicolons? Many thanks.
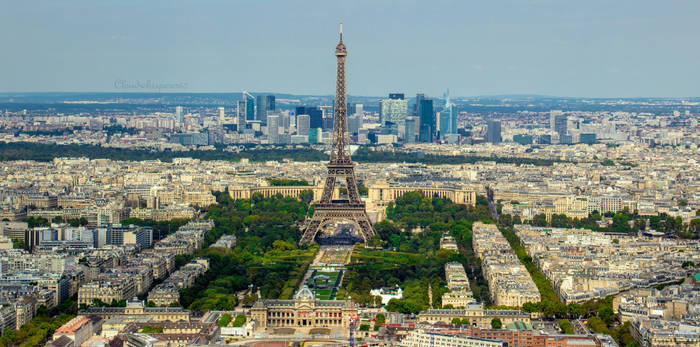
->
299;25;375;245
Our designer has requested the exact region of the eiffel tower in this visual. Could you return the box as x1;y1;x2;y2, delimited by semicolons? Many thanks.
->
299;24;375;245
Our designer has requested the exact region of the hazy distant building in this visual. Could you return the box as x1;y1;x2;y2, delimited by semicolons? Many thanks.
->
486;120;502;144
175;106;183;124
550;110;563;129
308;128;321;144
418;98;434;143
348;113;362;135
389;93;404;100
415;93;426;116
513;134;533;145
554;114;568;137
380;97;408;126
296;106;322;129
538;134;552;145
170;133;208;146
279;112;290;132
404;117;416;144
217;107;225;125
439;109;457;137
207;127;224;145
347;103;361;116
296;114;310;136
580;133;597;145
244;94;255;122
267;114;280;143
560;134;573;144
322;116;333;130
256;95;275;124
237;100;247;130
353;104;364;116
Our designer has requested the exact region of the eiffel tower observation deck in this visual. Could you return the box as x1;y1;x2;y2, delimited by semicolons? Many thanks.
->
299;24;375;245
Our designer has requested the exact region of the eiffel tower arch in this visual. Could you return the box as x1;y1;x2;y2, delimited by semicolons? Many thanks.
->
300;24;375;245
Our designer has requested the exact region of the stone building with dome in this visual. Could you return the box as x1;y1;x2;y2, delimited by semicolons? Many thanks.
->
249;286;358;335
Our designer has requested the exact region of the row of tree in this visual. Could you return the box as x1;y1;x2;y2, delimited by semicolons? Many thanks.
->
499;209;700;239
0;142;568;166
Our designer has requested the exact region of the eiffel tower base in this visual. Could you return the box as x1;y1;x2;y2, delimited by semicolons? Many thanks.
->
300;205;375;245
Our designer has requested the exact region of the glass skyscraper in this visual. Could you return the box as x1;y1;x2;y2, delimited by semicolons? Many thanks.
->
486;120;502;144
256;94;275;124
245;94;255;121
404;117;416;144
380;98;408;126
418;98;434;143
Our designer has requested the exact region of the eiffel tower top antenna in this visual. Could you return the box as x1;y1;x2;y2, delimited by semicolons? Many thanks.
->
333;22;349;163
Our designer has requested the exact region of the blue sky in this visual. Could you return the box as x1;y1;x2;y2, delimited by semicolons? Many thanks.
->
1;0;699;97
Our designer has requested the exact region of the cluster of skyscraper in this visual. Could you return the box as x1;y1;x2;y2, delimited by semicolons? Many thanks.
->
170;92;601;147
235;92;276;129
377;92;458;144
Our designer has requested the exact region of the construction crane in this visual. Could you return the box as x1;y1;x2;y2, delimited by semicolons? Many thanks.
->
242;90;254;100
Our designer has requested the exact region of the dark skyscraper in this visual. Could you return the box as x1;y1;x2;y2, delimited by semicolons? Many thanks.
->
418;98;434;143
256;94;275;124
347;103;357;115
389;93;404;100
580;133;597;144
404;117;416;144
296;106;323;129
513;134;533;145
486;120;502;144
415;93;426;116
554;114;568;137
244;94;255;121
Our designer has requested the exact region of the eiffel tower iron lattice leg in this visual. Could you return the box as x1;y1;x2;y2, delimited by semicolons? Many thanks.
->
299;24;376;245
300;205;375;245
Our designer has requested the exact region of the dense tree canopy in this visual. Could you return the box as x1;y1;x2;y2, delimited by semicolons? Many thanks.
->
179;192;317;312
340;192;495;312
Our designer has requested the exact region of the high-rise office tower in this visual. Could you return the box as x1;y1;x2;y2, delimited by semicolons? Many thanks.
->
439;109;458;137
296;114;310;135
280;112;290;132
256;95;275;124
237;100;247;130
308;128;321;144
554;114;568;137
243;94;255;121
380;97;408;126
486;120;502;144
322;116;333;130
355;103;363;115
550;110;563;129
415;93;426;116
217;107;225;125
404;117;416;144
418;98;434;143
441;90;457;135
296;106;323;129
348;113;363;135
347;103;357;115
175;106;183;124
267;114;280;143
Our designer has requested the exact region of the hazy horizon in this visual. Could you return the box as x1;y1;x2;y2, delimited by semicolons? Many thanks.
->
2;0;699;98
